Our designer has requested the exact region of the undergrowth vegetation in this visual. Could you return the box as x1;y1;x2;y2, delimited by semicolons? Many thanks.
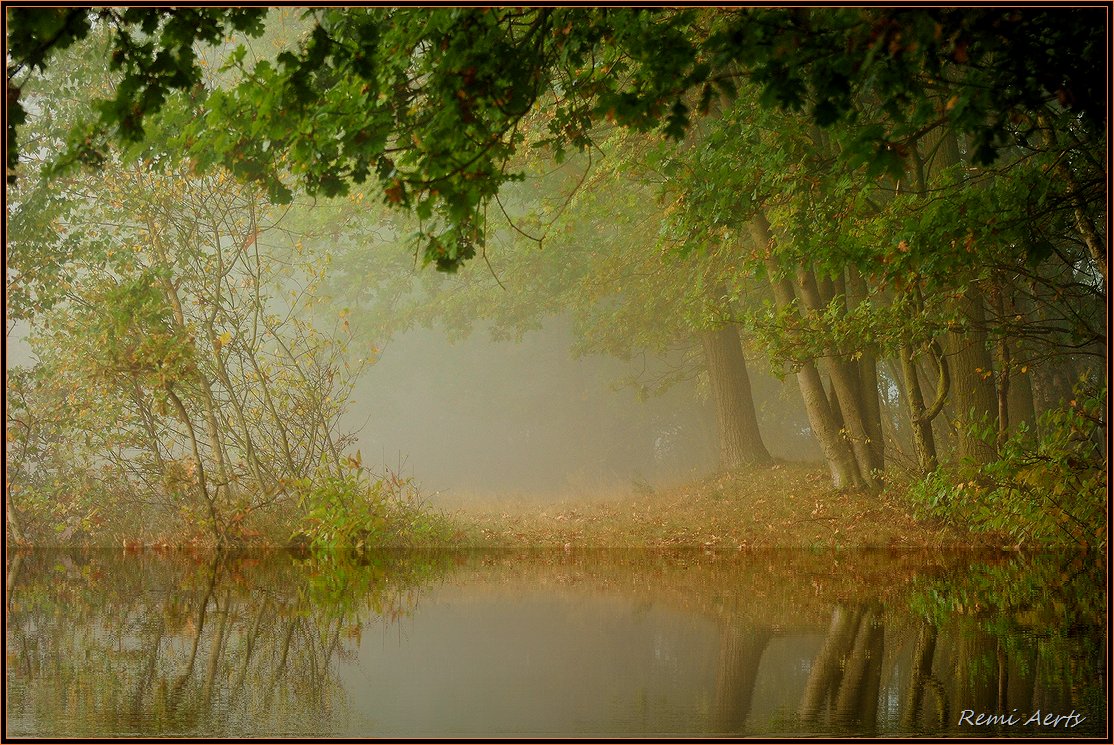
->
909;379;1106;549
291;462;463;552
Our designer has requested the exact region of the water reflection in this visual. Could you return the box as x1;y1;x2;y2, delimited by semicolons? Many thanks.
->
4;548;1105;738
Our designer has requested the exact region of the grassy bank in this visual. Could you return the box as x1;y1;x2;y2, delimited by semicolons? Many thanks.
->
450;462;1003;550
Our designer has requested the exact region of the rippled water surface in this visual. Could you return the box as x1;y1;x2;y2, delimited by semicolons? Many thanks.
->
4;548;1106;738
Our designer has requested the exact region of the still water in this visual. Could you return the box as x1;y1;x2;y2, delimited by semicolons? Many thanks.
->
5;548;1106;738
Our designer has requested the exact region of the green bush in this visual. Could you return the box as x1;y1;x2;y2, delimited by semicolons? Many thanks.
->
292;460;458;551
293;466;387;551
910;379;1106;548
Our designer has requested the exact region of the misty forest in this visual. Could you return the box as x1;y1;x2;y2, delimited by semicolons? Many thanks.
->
4;7;1108;739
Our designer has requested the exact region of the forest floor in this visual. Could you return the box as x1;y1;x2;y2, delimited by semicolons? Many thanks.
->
450;461;1001;550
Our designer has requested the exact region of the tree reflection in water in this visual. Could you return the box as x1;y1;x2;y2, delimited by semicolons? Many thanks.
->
5;549;446;737
4;548;1105;737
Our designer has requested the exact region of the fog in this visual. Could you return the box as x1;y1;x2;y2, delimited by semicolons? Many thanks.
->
343;318;710;502
340;314;819;506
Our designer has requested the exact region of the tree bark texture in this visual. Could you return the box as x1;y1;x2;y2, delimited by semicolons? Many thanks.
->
750;213;865;490
795;266;879;490
944;290;999;464
700;326;772;469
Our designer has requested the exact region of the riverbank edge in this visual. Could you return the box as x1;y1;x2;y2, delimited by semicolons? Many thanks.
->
9;462;1044;552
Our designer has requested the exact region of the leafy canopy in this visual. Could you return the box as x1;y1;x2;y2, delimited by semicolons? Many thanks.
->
7;7;1105;270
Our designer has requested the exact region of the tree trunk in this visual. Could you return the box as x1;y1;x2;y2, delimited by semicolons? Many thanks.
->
750;213;864;489
165;386;222;543
846;269;885;471
989;284;1013;448
700;326;772;469
944;290;999;464
795;266;879;491
826;359;880;490
901;345;938;474
1008;365;1037;433
900;340;949;475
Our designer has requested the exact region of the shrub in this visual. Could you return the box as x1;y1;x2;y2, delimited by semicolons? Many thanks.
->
910;379;1106;548
292;460;458;551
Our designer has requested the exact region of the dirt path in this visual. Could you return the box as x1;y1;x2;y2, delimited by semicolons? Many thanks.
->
451;462;997;550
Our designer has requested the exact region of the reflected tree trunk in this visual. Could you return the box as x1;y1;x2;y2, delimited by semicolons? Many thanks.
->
170;556;221;709
1007;642;1037;714
801;604;864;722
900;622;941;731
130;615;166;725
834;603;884;732
954;627;998;716
200;589;231;709
713;625;772;733
232;598;273;695
264;618;300;710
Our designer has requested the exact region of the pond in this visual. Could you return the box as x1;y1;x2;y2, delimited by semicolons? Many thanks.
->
4;548;1106;738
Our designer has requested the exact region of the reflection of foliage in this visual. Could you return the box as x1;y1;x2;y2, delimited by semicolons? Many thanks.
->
908;552;1104;629
295;549;452;621
907;551;1105;697
5;549;450;737
909;379;1107;548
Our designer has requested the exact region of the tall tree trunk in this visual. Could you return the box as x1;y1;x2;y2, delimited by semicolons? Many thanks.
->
901;345;937;474
924;125;999;463
795;266;879;491
750;214;864;489
900;340;949;474
700;326;772;469
846;269;885;471
826;359;880;490
945;290;999;464
1008;365;1037;433
989;283;1013;448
